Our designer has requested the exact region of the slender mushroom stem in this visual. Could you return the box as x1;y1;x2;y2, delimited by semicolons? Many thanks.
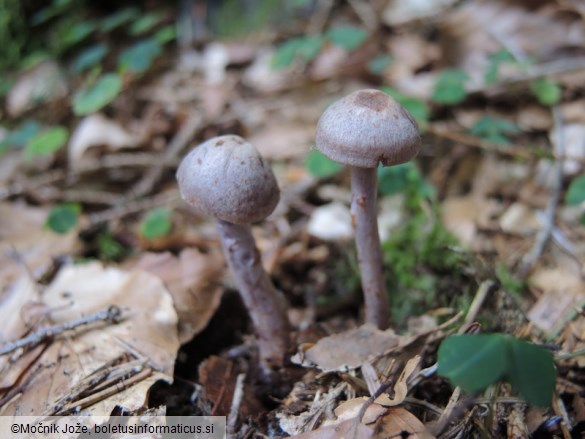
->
216;219;290;368
350;167;390;329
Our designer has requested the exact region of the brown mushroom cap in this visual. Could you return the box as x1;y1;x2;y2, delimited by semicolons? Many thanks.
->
315;89;421;168
177;135;280;224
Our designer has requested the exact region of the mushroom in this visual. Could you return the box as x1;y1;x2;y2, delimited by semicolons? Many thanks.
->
315;89;420;329
176;134;290;368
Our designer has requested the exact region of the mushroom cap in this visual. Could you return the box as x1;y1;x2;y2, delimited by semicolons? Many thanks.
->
177;135;280;224
315;89;420;168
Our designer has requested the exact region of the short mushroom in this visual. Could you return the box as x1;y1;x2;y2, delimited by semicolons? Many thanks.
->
176;134;290;368
315;89;420;329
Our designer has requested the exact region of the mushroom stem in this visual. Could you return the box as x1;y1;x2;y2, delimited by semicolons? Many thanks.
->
350;166;390;329
216;219;291;368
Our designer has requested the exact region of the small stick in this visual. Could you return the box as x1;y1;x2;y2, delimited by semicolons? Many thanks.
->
87;191;180;226
0;306;122;356
129;113;202;198
517;106;564;278
54;367;152;415
227;373;246;437
460;280;495;332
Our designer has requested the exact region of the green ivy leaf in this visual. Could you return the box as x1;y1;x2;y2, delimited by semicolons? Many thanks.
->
438;334;555;407
71;43;108;73
73;73;122;115
45;203;80;234
129;11;165;36
469;116;520;145
100;7;140;32
432;69;469;105
531;78;561;106
25;126;68;159
139;208;172;239
327;25;368;50
118;39;162;73
565;175;585;205
305;149;343;177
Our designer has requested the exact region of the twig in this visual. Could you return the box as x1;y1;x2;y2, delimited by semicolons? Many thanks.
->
426;125;539;160
0;306;122;356
34;187;127;206
552;395;572;439
347;0;378;31
356;379;394;424
306;0;334;35
87;190;180;226
129;114;202;198
460;280;495;332
0;154;181;200
467;56;585;94
227;373;246;437
517;106;564;278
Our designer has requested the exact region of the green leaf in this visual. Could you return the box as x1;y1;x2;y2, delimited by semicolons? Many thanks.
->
377;164;410;196
0;120;41;153
327;25;368;50
367;54;392;75
382;87;430;127
507;338;555;407
272;36;323;69
100;7;140;32
71;43;108;73
60;21;95;47
469;116;520;145
438;334;556;407
139;208;172;239
432;69;469;105
129;11;165;36
45;203;80;234
73;73;122;115
305;149;343;177
154;25;176;44
565;175;585;205
97;230;127;261
118;39;162;73
30;0;73;25
484;49;515;84
531;78;561;106
25;126;68;159
438;334;509;393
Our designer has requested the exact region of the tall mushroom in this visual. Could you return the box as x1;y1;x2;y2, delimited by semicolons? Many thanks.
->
315;89;420;329
176;134;290;369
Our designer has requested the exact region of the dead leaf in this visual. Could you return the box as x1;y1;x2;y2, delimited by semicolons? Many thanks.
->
0;262;179;417
333;398;386;424
290;417;375;439
307;203;353;242
6;61;68;117
68;114;142;169
527;268;585;333
198;355;263;417
0;202;80;287
375;355;421;407
377;407;435;439
130;248;224;343
291;324;401;372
